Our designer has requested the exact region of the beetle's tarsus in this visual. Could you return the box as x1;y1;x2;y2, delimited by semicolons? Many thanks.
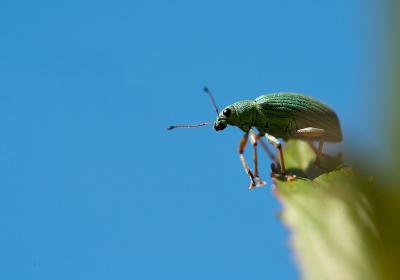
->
246;169;258;190
270;163;296;181
247;171;266;189
248;181;257;190
255;176;266;187
286;174;296;181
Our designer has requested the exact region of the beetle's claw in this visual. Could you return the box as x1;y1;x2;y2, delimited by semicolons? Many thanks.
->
285;174;296;181
248;182;257;190
248;173;266;189
270;163;296;181
255;176;266;187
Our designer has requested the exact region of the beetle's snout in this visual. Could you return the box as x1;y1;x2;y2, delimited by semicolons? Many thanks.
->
214;119;227;131
214;123;224;131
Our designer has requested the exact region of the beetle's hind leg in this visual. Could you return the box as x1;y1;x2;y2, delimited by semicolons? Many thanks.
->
307;141;318;154
314;135;328;170
290;128;331;171
249;130;266;187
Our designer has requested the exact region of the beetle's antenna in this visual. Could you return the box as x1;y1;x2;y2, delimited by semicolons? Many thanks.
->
167;87;218;130
203;87;219;117
167;122;212;130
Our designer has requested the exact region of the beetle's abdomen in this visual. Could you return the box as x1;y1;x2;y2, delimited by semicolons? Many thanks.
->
254;93;342;142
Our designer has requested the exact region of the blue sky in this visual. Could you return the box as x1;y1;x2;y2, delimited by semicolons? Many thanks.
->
0;1;386;279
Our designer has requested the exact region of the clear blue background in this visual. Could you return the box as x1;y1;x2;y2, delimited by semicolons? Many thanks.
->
0;1;385;279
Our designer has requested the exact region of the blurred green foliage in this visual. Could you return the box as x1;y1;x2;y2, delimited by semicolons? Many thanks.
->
274;2;400;279
275;141;399;279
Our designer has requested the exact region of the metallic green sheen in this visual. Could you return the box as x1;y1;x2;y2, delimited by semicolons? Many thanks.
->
214;92;342;142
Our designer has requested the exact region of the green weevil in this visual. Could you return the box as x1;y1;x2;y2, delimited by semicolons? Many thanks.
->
168;88;342;189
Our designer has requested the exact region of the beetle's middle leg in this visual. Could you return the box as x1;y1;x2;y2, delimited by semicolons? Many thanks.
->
252;132;277;163
264;133;287;176
289;128;328;170
238;133;257;189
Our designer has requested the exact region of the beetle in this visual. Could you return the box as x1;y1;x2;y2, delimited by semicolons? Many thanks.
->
168;88;342;189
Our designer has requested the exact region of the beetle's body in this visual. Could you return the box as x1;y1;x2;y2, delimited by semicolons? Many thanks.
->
216;93;342;143
169;89;343;189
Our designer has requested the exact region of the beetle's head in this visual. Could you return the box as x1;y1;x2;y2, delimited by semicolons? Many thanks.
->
214;105;235;131
214;100;257;133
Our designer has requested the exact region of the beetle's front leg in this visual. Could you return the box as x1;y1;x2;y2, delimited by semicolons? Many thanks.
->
249;130;266;187
238;133;257;189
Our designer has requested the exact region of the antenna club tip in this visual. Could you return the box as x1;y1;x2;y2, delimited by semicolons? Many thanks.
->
167;126;175;130
203;87;209;92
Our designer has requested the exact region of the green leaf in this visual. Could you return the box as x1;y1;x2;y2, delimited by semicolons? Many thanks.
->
275;140;386;280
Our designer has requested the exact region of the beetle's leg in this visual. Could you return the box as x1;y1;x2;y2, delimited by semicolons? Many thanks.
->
257;135;278;163
307;141;318;154
264;133;286;176
314;135;326;169
250;130;266;187
289;128;328;170
238;133;257;189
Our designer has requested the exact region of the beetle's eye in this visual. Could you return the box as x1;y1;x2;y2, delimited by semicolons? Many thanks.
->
223;108;231;117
